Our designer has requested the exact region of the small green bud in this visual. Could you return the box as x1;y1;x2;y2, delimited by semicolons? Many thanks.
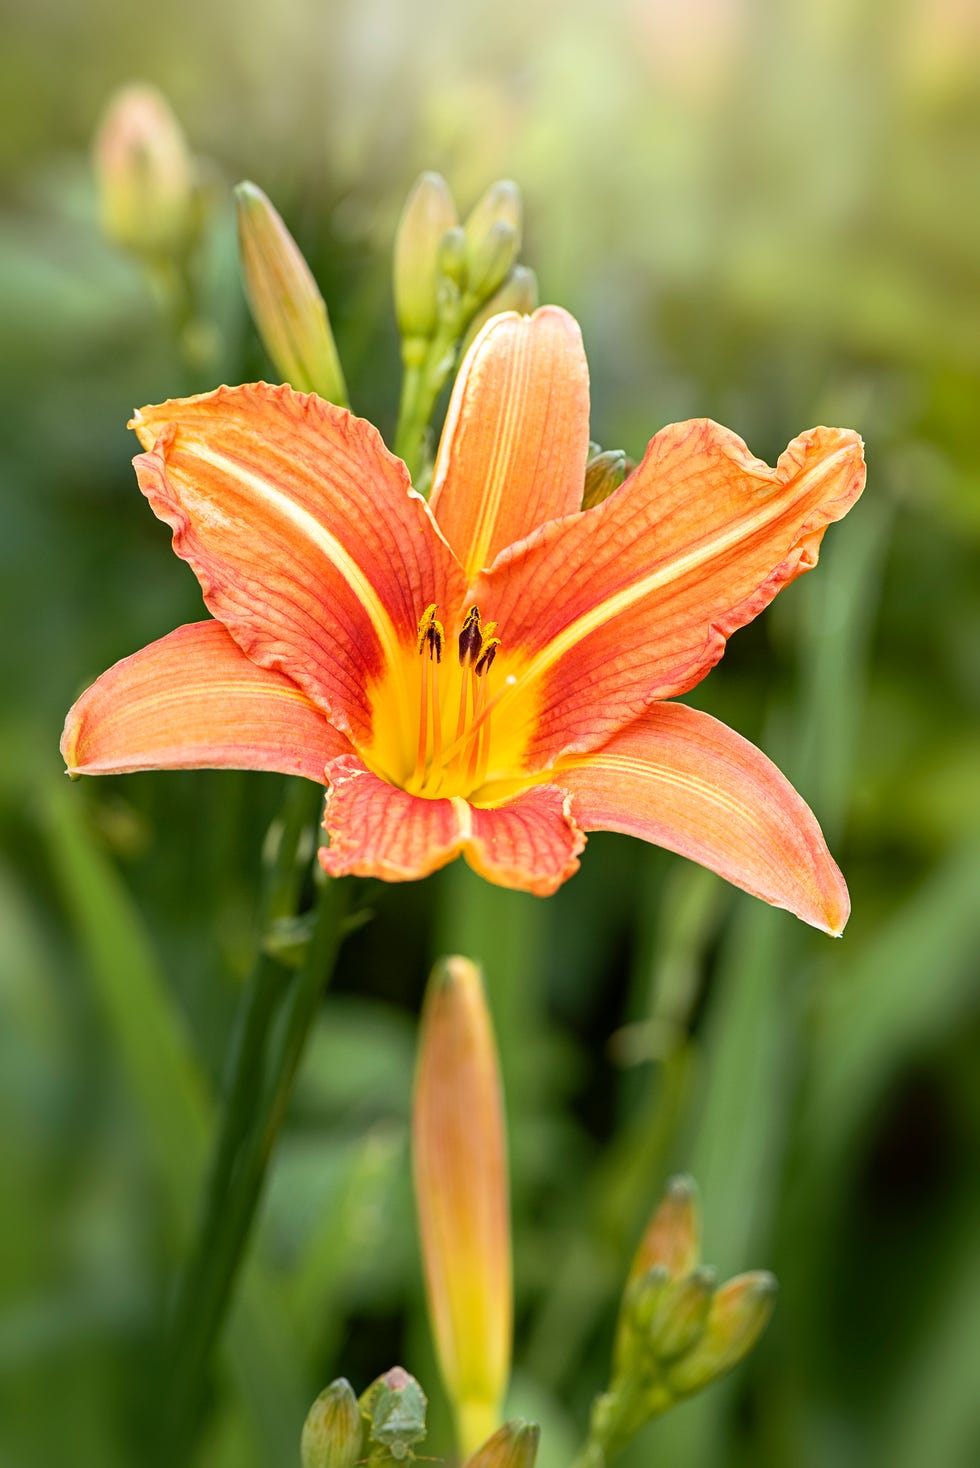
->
438;226;469;288
648;1266;715;1362
235;181;348;405
464;180;522;264
665;1271;777;1397
301;1379;362;1468
582;448;630;509
465;221;519;305
459;265;539;356
462;1419;540;1468
360;1367;428;1460
93;83;194;258
613;1264;670;1376
394;172;458;340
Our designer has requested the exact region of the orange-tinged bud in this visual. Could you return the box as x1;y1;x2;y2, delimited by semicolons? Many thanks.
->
235;181;348;405
394;172;459;340
93;83;193;257
665;1271;777;1398
462;1419;540;1468
413;957;511;1457
459;265;539;357
628;1175;701;1284
301;1378;362;1468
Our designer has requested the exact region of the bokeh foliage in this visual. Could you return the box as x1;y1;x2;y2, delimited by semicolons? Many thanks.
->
2;1;979;1465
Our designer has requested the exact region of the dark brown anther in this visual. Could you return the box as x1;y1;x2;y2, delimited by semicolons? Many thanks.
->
474;636;500;677
458;605;483;666
417;604;445;662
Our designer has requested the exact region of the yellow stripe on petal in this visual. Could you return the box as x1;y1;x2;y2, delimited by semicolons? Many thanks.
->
430;307;590;579
556;702;850;934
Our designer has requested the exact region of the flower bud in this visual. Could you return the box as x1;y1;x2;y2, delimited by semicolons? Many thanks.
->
301;1378;362;1468
459;265;538;357
465;221;519;305
394;172;458;340
628;1175;701;1284
413;957;511;1457
665;1271;777;1398
235;181;348;405
464;180;523;276
582;448;630;510
648;1266;715;1361
463;1419;540;1468
93;83;193;257
359;1367;429;1460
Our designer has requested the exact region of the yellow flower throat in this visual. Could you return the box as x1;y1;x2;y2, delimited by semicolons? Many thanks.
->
405;603;505;799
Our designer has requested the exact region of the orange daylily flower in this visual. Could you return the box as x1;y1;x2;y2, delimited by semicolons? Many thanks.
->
61;307;865;931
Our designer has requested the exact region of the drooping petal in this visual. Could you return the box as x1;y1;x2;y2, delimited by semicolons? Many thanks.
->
320;755;584;895
61;620;350;780
429;307;591;580
130;383;467;747
555;701;849;934
476;421;865;767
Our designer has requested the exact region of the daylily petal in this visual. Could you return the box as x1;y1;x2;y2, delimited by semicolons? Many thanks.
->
476;421;865;767
320;755;584;895
61;620;350;780
131;383;466;747
555;701;849;934
429;307;591;580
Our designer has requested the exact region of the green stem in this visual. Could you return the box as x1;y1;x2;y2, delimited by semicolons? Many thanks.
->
160;787;348;1463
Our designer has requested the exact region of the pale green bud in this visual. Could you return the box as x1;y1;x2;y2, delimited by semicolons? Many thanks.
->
301;1379;362;1468
464;180;522;265
93;84;194;258
235;181;348;405
465;221;519;304
462;1419;540;1468
582;448;630;509
438;226;469;287
648;1266;715;1362
394;172;458;340
665;1271;777;1397
613;1264;670;1377
459;265;539;356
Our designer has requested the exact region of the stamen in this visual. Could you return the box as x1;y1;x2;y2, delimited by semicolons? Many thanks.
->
429;653;443;770
417;603;445;662
440;672;517;769
458;605;483;666
412;654;430;786
474;636;500;678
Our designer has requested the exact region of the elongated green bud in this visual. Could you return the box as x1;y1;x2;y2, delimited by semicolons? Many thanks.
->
301;1379;362;1468
464;180;522;265
93;84;194;257
462;1419;540;1468
235;181;348;405
459;265;538;356
394;172;458;340
665;1272;777;1397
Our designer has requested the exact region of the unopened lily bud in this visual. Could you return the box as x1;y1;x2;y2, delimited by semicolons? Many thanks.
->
235;181;348;405
394;172;458;340
648;1266;715;1362
464;180;523;273
459;265;539;356
93;83;193;257
463;1419;540;1468
613;1264;670;1377
665;1271;777;1398
466;221;519;305
413;957;511;1457
438;226;469;288
628;1175;701;1284
359;1367;429;1460
583;448;630;510
301;1378;362;1468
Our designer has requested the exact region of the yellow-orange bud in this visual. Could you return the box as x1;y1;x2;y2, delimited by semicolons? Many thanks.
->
235;181;348;405
93;84;193;257
462;1420;540;1468
665;1271;777;1397
628;1175;701;1284
413;957;511;1458
394;172;458;341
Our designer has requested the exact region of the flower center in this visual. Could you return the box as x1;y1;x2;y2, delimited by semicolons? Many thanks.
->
403;603;509;800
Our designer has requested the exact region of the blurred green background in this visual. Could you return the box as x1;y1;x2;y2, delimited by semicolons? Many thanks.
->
2;0;979;1464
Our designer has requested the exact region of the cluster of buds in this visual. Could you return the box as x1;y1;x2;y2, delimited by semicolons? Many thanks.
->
582;1177;777;1464
394;173;536;369
300;1367;538;1468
